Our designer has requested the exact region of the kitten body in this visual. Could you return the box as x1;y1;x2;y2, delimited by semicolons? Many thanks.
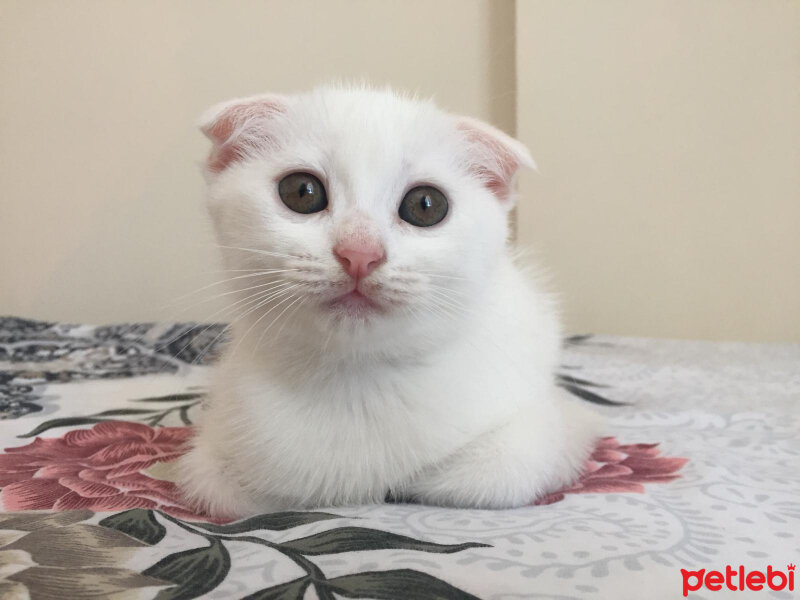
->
178;87;599;517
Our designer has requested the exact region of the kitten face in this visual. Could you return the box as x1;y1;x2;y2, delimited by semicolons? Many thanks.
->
202;87;533;349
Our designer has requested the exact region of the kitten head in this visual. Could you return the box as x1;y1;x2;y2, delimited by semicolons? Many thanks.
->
201;86;533;354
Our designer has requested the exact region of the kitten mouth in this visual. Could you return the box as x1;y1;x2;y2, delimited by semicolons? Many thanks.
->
327;288;384;315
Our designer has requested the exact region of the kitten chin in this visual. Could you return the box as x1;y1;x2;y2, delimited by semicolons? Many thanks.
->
178;85;601;517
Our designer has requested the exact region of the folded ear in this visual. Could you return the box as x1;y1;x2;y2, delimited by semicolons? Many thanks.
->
457;117;535;203
199;94;287;173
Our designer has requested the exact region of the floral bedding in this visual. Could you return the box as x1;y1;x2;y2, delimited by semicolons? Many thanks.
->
0;317;797;599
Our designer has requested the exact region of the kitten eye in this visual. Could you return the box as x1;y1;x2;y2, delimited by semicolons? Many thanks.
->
278;172;328;214
398;186;448;227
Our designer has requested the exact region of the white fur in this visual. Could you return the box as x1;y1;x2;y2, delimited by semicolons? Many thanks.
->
177;86;600;518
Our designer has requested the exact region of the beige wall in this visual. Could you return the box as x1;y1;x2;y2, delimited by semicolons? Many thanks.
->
0;0;515;324
2;1;798;341
516;0;800;341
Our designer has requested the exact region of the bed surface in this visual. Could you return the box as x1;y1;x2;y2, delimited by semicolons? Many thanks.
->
0;317;797;599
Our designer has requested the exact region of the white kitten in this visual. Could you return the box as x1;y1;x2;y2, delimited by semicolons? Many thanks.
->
177;86;600;518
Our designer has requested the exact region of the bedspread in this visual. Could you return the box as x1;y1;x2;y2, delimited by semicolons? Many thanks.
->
0;317;797;599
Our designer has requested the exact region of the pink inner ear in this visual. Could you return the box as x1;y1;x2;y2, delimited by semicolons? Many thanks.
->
207;145;243;174
458;122;522;202
204;98;284;172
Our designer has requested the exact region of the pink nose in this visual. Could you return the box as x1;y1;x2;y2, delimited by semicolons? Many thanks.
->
334;243;385;279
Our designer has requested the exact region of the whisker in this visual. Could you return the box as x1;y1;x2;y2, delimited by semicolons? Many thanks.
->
320;326;335;356
167;277;294;317
425;303;454;326
215;245;304;261
188;284;301;366
426;281;469;297
154;280;294;349
162;269;301;307
401;301;425;329
254;294;307;352
155;283;294;368
228;284;304;358
109;282;277;367
415;270;468;281
426;294;471;321
427;288;471;312
192;277;300;304
208;268;296;273
108;251;306;367
275;296;307;340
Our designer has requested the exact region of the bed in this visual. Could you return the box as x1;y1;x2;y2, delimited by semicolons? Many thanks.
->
0;317;797;599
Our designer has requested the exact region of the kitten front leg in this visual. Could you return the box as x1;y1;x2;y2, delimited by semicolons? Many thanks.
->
176;436;269;519
404;393;600;509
